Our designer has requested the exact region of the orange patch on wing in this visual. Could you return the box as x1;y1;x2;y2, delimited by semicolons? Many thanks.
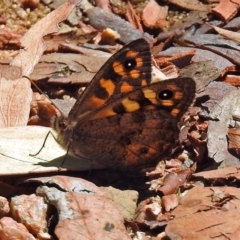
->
112;61;126;76
171;108;180;116
121;98;140;112
141;79;147;86
120;81;135;93
89;96;106;107
135;57;143;67
100;78;115;96
166;83;178;90
174;91;183;100
129;69;140;78
90;108;116;120
126;50;138;58
143;88;158;104
161;100;174;107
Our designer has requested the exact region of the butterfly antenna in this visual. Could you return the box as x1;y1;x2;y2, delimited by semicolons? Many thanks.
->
23;76;63;114
24;76;64;156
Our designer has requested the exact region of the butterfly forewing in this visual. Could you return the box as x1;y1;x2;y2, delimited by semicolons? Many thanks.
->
68;38;152;123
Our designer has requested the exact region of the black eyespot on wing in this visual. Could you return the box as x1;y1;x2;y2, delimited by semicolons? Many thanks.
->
139;147;149;154
158;89;174;100
124;58;137;70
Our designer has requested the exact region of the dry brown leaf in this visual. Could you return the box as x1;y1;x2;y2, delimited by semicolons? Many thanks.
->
228;128;240;151
30;52;111;84
28;92;59;127
0;77;32;127
125;1;143;32
11;0;81;76
0;0;81;127
0;126;105;175
209;24;240;44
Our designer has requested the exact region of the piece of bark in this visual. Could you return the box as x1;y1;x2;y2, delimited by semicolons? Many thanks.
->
224;16;240;30
179;60;220;93
212;0;239;22
125;1;143;32
166;186;240;239
200;81;236;116
169;0;210;11
224;74;240;86
86;7;153;43
142;0;168;29
158;47;234;77
207;89;240;167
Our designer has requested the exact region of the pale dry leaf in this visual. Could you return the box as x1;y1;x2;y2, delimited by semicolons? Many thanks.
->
0;126;104;175
0;0;81;127
0;77;32;127
209;24;240;44
11;0;81;76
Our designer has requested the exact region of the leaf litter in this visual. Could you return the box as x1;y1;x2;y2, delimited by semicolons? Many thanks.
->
2;0;240;239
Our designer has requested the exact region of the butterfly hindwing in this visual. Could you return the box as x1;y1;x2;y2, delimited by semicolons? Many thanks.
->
69;78;195;170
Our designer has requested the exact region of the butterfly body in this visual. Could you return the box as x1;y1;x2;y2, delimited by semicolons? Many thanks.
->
52;39;195;171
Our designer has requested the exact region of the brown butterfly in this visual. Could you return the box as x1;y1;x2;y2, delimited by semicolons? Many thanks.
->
52;39;195;171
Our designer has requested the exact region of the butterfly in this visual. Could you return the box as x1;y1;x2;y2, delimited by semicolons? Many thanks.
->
51;38;196;171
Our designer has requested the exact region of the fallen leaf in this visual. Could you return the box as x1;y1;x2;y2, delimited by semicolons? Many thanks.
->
0;0;81;127
209;24;240;44
0;126;104;175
